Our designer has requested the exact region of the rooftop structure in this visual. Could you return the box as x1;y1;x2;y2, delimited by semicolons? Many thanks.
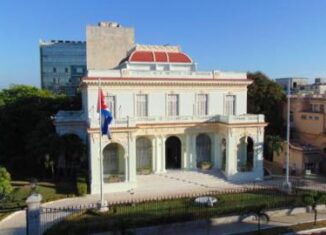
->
86;21;135;70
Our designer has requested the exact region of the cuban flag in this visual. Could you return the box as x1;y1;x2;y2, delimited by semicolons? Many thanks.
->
98;89;113;139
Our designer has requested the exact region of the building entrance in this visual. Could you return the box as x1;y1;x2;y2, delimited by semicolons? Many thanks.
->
165;136;181;169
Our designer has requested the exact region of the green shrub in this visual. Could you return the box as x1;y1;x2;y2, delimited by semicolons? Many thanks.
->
197;161;213;170
0;166;13;197
76;177;87;196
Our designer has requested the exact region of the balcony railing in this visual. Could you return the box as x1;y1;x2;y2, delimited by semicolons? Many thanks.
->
127;70;213;78
88;114;265;128
54;110;85;123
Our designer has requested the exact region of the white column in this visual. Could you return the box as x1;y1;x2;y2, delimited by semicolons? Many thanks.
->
225;130;235;178
128;134;136;182
154;136;161;173
181;135;186;169
90;134;101;194
161;136;166;172
185;134;191;169
151;137;156;173
212;133;220;169
124;155;129;182
191;134;197;169
255;128;264;179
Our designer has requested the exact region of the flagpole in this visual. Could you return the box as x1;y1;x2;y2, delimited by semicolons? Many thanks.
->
98;78;107;211
283;79;292;193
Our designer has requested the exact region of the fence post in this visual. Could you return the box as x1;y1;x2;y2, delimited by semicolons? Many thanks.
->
26;193;42;235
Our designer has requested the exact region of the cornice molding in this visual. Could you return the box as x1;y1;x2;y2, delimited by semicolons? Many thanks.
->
80;77;252;88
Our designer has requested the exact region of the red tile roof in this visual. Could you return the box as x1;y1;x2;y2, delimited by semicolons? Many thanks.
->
130;51;154;62
127;50;192;63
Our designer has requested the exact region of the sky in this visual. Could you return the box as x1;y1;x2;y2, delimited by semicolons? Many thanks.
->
0;0;326;89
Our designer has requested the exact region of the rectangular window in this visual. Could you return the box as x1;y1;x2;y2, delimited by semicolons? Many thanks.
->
65;68;69;73
197;94;208;116
53;67;56;73
301;115;307;119
321;105;324;113
167;94;179;116
136;94;148;117
313;104;319;112
105;95;116;119
225;95;236;115
314;116;319;120
76;67;83;73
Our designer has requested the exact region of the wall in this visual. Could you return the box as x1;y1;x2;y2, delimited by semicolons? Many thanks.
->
273;143;305;174
83;85;248;123
86;25;134;70
294;112;324;135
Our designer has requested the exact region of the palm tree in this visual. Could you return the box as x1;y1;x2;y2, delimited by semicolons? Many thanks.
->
266;135;283;157
303;191;326;225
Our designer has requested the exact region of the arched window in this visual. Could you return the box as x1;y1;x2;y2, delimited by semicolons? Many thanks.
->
103;143;125;183
237;137;254;172
136;137;152;174
196;134;212;166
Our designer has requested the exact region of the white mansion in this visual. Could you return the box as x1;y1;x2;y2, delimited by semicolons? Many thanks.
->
55;22;267;194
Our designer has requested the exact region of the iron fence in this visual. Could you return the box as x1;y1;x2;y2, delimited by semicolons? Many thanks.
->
40;203;98;234
38;181;326;235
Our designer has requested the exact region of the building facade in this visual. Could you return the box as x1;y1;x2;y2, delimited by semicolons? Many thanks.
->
274;142;323;175
286;94;326;150
56;46;266;194
40;40;86;96
55;22;267;194
273;94;326;175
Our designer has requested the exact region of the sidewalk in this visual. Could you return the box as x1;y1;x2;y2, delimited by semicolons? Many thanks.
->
128;210;326;235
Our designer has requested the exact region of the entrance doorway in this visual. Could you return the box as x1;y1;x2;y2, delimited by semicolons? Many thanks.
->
165;136;181;169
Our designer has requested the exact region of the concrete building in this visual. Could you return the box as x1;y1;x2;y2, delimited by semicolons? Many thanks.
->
40;40;86;96
276;77;326;95
273;94;326;175
55;22;267;194
315;77;326;85
274;142;324;175
275;77;309;92
86;21;135;70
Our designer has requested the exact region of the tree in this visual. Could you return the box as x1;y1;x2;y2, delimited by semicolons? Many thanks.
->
303;191;326;225
247;72;286;161
247;72;286;136
266;135;284;157
0;85;81;179
56;134;87;178
0;166;13;199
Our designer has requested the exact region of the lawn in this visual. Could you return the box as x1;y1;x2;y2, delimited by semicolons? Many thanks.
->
0;181;76;221
44;189;301;235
